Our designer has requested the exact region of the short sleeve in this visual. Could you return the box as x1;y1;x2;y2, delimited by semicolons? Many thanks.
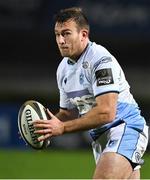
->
59;87;75;109
56;60;75;109
92;56;120;97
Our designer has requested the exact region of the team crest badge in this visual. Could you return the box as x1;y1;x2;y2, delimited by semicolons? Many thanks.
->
82;61;89;69
135;151;142;163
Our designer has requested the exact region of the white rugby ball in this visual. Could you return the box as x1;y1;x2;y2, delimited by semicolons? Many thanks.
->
18;100;49;149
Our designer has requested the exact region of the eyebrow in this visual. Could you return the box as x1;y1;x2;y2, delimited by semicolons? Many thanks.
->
55;29;72;33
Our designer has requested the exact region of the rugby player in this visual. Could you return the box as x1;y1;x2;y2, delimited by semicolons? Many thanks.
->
33;7;149;179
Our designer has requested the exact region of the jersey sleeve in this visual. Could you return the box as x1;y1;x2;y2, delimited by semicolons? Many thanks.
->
91;56;120;97
56;60;75;110
58;88;75;109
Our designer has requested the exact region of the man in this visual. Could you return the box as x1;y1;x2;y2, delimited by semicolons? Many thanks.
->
33;7;149;179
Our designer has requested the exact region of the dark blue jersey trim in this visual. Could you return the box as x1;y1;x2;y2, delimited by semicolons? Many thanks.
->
95;91;119;98
60;107;68;110
90;119;124;141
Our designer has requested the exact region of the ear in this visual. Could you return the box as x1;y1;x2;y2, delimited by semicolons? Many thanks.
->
81;29;88;40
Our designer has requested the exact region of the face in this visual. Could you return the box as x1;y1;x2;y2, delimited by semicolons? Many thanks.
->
54;20;88;60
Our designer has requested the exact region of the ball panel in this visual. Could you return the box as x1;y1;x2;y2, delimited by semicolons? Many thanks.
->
18;100;49;149
21;104;44;148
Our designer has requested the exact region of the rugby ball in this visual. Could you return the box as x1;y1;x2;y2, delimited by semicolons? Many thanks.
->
18;100;49;149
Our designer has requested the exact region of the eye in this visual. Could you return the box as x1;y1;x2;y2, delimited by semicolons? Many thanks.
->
62;31;71;37
55;33;60;37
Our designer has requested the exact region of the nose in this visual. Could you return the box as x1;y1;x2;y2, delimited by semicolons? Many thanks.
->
57;35;65;45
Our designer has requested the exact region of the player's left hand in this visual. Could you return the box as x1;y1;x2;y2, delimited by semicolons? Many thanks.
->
33;109;64;141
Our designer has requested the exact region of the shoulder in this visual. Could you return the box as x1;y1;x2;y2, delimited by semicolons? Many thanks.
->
87;42;118;68
57;57;68;76
89;42;112;57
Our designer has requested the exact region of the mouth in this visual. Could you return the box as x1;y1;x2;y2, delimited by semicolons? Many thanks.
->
60;46;68;50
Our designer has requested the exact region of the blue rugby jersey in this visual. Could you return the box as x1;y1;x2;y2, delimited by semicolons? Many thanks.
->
56;41;146;140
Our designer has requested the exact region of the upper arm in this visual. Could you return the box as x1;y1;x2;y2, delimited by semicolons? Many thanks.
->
91;56;121;97
95;92;118;121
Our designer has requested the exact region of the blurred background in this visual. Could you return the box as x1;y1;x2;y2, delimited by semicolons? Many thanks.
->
0;0;150;178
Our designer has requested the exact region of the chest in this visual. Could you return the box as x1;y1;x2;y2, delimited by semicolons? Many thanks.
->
62;64;92;94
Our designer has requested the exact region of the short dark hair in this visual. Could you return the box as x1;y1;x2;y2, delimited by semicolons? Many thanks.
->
54;7;90;32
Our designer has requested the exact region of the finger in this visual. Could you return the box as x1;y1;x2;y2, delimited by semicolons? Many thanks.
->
37;135;45;141
34;128;51;134
44;133;52;139
47;109;55;118
33;120;50;125
34;123;50;128
38;133;51;141
32;120;43;124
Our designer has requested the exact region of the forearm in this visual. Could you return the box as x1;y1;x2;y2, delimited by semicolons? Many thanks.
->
55;108;78;122
63;106;114;133
34;93;117;140
55;112;70;121
33;107;112;141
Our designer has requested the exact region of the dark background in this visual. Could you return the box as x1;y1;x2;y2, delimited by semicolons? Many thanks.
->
0;0;150;148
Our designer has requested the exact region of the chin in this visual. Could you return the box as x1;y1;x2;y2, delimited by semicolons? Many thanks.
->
60;52;70;57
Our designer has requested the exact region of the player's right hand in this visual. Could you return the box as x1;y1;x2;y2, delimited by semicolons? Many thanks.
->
33;109;65;141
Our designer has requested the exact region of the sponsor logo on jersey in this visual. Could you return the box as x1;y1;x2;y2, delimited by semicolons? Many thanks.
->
79;73;84;84
67;90;96;115
95;68;114;86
